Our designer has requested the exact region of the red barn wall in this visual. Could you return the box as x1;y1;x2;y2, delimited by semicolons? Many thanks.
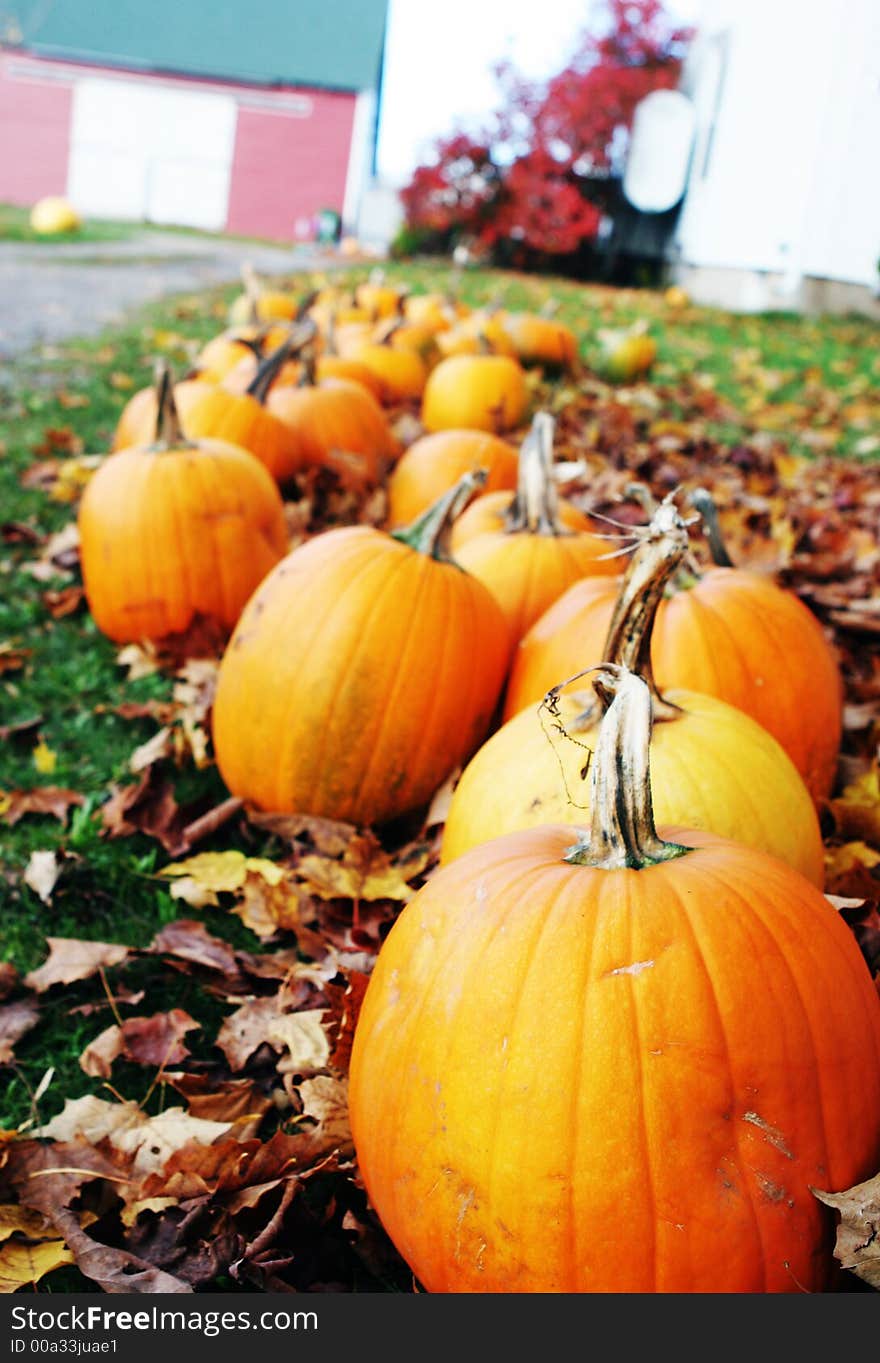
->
0;55;73;203
0;52;360;240
226;93;356;239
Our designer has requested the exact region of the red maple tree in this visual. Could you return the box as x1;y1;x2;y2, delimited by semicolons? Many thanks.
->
399;0;692;262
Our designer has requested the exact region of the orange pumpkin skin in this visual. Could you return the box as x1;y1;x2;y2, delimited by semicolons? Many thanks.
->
505;569;842;800
266;379;398;488
220;352;385;402
349;824;880;1292
212;526;509;825
450;492;618;646
502;312;578;369
387;431;519;529
78;439;288;643
111;380;213;452
343;341;428;403
422;355;528;434
181;385;305;485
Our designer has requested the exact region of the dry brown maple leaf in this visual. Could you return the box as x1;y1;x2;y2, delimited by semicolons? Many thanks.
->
813;1173;880;1289
80;1010;199;1077
0;787;84;827
24;938;130;992
0;998;40;1066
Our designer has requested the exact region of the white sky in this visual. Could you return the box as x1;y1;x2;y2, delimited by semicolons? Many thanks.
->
376;0;703;186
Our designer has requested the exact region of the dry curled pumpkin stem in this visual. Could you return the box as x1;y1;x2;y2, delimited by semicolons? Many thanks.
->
504;411;566;536
688;486;735;567
393;469;488;564
572;499;688;730
564;665;689;870
247;320;317;403
151;363;193;450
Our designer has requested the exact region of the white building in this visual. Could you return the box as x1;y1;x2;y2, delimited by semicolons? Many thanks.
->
672;0;880;313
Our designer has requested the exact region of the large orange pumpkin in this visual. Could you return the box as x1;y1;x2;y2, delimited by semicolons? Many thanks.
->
505;503;843;801
386;429;519;530
448;412;618;646
79;368;288;643
422;353;527;433
441;501;824;886
212;474;509;826
350;665;880;1292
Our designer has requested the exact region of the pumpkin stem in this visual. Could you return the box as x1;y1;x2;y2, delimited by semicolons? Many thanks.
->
504;411;565;535
152;362;188;449
563;665;689;870
574;498;687;728
240;261;262;326
688;487;735;567
247;320;316;403
392;470;487;564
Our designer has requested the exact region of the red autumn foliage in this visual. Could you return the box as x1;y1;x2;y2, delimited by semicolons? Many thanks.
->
400;0;691;260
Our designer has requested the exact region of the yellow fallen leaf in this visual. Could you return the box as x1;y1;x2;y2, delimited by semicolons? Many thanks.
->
32;740;56;775
0;1238;74;1292
0;1206;54;1244
828;766;880;848
160;850;284;907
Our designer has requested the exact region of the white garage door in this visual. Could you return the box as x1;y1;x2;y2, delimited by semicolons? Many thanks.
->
67;77;237;230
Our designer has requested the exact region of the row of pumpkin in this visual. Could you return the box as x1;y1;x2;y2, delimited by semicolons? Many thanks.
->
74;272;879;1293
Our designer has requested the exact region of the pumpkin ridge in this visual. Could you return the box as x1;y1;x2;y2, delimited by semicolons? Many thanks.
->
167;453;197;635
142;450;174;637
376;855;550;1287
565;865;602;1289
730;853;880;1186
354;551;438;814
470;858;581;1290
282;539;412;814
390;560;455;809
198;450;236;624
620;870;661;1291
665;870;769;1290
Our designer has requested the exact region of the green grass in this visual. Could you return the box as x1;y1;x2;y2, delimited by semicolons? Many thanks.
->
1;260;879;1138
0;202;141;245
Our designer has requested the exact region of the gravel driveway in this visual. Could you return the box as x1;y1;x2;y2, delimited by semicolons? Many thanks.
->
0;230;333;359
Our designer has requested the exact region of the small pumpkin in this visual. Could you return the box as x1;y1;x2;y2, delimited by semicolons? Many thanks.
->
505;492;843;800
354;270;406;320
265;350;398;490
596;324;657;382
434;312;517;359
441;500;824;886
79;368;287;643
350;664;880;1293
111;378;215;452
403;292;465;331
181;327;315;485
30;196;80;235
449;412;617;646
212;473;509;826
422;353;527;433
340;321;429;403
228;263;298;325
387;429;519;530
501;310;578;370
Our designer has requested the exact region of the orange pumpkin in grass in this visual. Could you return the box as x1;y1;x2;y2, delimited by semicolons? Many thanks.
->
505;492;843;801
181;327;315;485
386;429;519;529
265;354;398;490
354;271;406;320
501;311;579;370
434;313;517;360
228;263;298;325
340;325;429;403
211;473;509;826
79;368;287;644
449;412;617;647
111;378;214;452
350;664;880;1293
441;501;824;886
422;353;527;433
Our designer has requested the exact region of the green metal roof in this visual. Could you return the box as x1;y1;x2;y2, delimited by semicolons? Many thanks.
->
0;0;388;91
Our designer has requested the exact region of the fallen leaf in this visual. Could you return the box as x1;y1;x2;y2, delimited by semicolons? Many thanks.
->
296;1075;353;1158
140;1131;304;1200
160;850;284;908
79;1024;124;1079
129;727;172;773
36;1097;232;1177
215;991;315;1073
0;1237;74;1293
827;765;880;847
149;921;248;993
0;964;18;1002
162;1074;273;1131
22;849;62;904
120;1010;199;1068
268;1011;331;1078
0;716;43;744
24;938;130;992
0;1205;55;1243
40;584;85;619
51;1207;192;1294
0;645;31;675
813;1173;880;1288
0;999;40;1065
31;741;57;775
0;786;84;826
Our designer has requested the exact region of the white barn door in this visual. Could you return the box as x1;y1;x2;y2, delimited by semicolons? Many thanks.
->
67;77;237;230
